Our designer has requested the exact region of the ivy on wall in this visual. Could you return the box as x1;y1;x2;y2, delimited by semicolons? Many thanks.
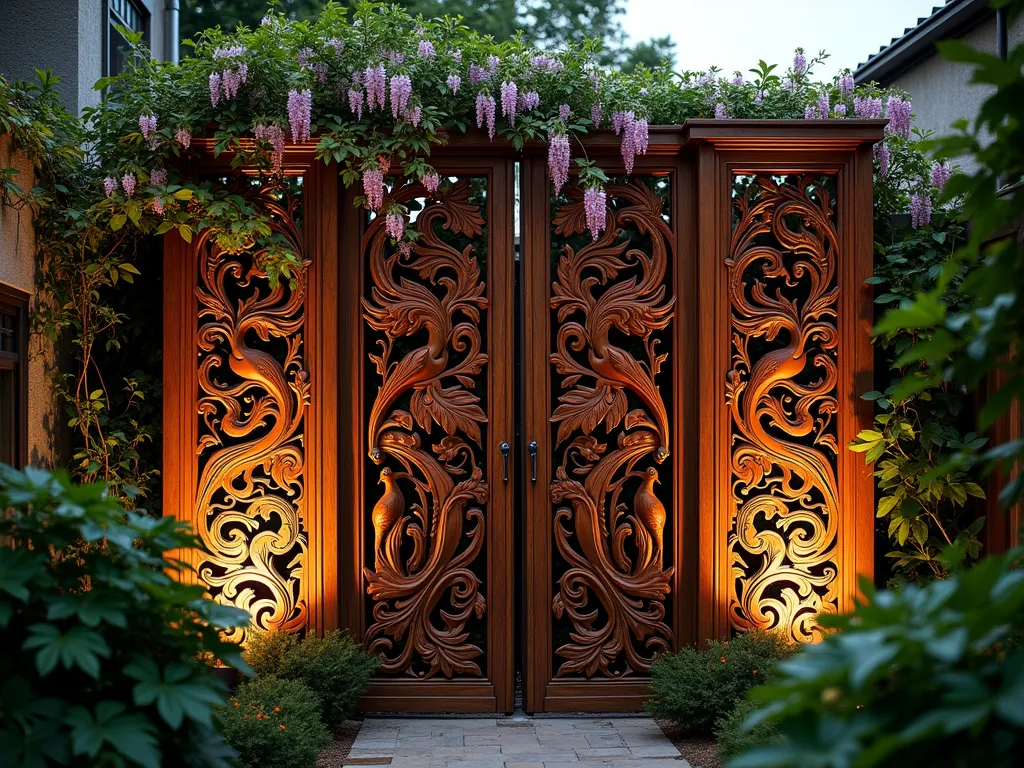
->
0;1;984;581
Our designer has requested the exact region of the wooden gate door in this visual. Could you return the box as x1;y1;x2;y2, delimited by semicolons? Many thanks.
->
521;154;688;712
337;157;516;713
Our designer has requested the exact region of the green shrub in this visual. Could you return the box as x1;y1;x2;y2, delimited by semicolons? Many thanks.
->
646;630;795;735
245;629;378;723
729;547;1024;767
716;697;780;760
0;464;250;767
217;676;330;768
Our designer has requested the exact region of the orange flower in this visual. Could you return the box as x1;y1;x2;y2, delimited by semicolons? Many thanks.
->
752;670;758;675
720;657;726;663
279;725;286;731
234;701;240;708
274;707;281;713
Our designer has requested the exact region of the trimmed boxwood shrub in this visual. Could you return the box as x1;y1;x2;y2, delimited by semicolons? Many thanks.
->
217;676;330;768
646;630;795;735
245;629;378;723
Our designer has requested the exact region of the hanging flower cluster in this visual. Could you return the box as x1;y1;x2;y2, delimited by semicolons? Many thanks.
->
86;5;925;260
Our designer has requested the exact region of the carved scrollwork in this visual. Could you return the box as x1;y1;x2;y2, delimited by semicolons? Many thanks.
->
362;179;490;678
727;175;840;643
549;180;676;678
195;181;309;643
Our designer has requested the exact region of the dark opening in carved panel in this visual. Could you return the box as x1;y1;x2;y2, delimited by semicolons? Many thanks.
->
195;178;308;643
548;177;676;678
362;177;490;679
727;174;840;643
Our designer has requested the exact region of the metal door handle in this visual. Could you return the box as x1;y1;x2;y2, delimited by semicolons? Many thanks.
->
528;440;538;482
499;441;510;482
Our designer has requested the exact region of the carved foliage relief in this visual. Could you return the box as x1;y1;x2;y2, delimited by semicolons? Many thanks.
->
727;175;840;643
362;179;490;678
549;179;676;678
195;181;309;643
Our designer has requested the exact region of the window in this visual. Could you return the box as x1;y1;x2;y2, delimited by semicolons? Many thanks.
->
106;0;151;77
0;285;28;469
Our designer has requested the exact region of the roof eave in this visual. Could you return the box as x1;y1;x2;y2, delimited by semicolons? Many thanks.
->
854;0;992;86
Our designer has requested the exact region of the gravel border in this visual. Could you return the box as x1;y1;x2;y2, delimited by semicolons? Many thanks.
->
655;719;721;768
316;719;363;767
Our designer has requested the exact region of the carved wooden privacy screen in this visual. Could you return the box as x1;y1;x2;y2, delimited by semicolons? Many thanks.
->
164;121;882;714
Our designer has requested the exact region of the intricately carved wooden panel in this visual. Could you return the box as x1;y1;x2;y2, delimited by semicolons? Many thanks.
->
549;179;676;678
362;178;490;678
727;175;840;643
195;181;308;643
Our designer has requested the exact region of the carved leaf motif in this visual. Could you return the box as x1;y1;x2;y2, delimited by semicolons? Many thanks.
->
411;384;487;445
552;384;627;446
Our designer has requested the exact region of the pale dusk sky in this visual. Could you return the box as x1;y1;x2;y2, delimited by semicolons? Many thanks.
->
621;0;945;76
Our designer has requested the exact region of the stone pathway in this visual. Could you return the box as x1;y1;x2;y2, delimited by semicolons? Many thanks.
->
345;715;689;767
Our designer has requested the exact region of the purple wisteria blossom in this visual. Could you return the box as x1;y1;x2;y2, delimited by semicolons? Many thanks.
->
287;88;312;143
731;74;744;86
793;49;807;75
297;47;313;68
697;70;715;86
805;106;816;120
103;177;118;198
521;91;540;111
328;38;345;57
448;49;462;63
384;50;405;65
612;110;633;136
408;106;422;127
839;71;855;97
854;96;882;118
386;209;405;240
886;96;912;138
150;168;167;186
531;55;551;69
715;103;729;119
254;124;285;173
547;132;570;193
417;40;436;59
139;114;157;141
390;74;412;120
174;128;191;149
931;161;951;191
500;81;518;126
365;65;387;111
475;92;496;139
584;186;607;241
469;64;489;86
753;90;764;105
363;167;384;211
312;63;328;83
834;104;847;116
447;74;462;94
121;173;137;198
817;92;830;118
213;45;246;59
348;89;365;121
590;102;602;128
874;142;890;177
221;69;241;99
209;73;222;106
910;192;931;228
487;55;500;73
559;104;570;122
422;172;441;193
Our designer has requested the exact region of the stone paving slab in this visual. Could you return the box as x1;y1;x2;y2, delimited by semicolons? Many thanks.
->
344;715;691;768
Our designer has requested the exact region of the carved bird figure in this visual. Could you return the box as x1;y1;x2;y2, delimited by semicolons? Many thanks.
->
634;466;666;556
371;467;404;568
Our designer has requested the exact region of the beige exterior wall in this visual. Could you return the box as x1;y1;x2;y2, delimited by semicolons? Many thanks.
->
888;14;1024;174
0;135;59;467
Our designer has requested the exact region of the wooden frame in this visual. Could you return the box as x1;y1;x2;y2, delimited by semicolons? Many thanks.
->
0;282;30;469
163;120;884;715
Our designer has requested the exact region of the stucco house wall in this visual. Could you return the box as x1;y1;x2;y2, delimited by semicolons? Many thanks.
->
0;0;168;115
0;135;59;466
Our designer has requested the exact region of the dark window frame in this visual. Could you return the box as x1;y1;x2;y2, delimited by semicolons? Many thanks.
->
103;0;154;78
0;283;29;469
